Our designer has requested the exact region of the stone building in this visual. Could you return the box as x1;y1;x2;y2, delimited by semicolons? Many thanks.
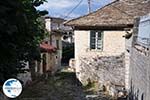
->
45;16;73;68
17;17;69;84
65;0;150;92
17;44;57;85
45;17;64;69
38;42;57;74
128;14;150;100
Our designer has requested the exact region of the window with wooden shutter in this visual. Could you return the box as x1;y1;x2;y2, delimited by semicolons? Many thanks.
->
90;31;103;50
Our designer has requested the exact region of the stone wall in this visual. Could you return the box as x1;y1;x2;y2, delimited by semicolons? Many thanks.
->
77;53;125;87
129;48;150;100
69;58;76;70
74;30;126;79
74;30;126;93
51;35;62;68
128;16;150;100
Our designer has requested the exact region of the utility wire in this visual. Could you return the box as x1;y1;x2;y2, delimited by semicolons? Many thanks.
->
64;0;83;19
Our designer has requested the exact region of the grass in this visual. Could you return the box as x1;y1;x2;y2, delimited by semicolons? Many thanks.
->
83;80;100;94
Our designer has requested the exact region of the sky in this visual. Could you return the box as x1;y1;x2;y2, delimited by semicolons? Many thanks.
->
37;0;112;19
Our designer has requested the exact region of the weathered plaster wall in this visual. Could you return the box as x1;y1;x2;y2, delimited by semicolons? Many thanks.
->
35;53;57;75
46;53;57;72
129;48;150;100
45;18;51;32
45;17;63;70
52;35;62;68
74;30;126;86
125;35;133;90
75;31;126;59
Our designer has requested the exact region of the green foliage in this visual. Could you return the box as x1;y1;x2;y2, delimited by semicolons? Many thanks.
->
0;0;48;83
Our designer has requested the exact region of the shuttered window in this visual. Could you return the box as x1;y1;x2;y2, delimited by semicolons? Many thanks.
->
90;31;103;50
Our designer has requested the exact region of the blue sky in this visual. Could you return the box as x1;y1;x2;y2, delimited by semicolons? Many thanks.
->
37;0;112;19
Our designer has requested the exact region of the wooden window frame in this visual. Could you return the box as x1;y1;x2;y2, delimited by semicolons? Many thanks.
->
90;30;103;51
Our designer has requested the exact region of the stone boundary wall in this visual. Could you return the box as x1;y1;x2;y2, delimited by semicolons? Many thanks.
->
77;53;125;87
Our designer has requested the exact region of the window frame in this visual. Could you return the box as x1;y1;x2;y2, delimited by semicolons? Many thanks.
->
89;30;103;51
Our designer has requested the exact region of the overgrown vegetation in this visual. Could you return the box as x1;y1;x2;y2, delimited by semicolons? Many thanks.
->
0;0;48;83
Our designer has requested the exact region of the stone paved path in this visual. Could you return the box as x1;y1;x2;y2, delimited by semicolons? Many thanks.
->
15;69;118;100
16;71;86;100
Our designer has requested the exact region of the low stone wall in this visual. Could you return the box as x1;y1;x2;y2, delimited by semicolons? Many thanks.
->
77;53;125;87
69;58;76;70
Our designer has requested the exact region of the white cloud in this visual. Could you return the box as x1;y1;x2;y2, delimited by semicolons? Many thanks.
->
37;0;112;19
49;12;81;19
37;0;80;10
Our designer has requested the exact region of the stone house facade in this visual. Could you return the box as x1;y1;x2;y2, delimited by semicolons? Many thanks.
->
45;17;64;69
30;17;66;78
128;14;150;100
45;16;73;68
74;30;126;87
65;0;150;92
38;43;57;75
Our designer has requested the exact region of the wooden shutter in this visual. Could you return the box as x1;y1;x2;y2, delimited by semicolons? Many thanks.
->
90;31;96;49
97;31;103;50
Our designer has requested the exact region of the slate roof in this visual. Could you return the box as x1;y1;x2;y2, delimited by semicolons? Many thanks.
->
65;0;150;29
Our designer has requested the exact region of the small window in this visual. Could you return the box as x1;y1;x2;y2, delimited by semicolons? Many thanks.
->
90;31;103;50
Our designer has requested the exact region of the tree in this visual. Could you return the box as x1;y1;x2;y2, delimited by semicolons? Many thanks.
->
0;0;48;83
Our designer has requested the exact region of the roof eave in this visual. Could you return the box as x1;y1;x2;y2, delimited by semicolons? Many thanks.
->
73;24;133;30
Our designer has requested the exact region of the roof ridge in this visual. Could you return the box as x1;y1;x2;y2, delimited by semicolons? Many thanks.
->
45;16;66;21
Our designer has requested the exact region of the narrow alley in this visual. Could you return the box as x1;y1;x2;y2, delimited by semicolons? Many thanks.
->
17;68;116;100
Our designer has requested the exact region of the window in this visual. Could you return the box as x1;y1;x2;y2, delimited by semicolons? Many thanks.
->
137;15;150;47
90;31;103;50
